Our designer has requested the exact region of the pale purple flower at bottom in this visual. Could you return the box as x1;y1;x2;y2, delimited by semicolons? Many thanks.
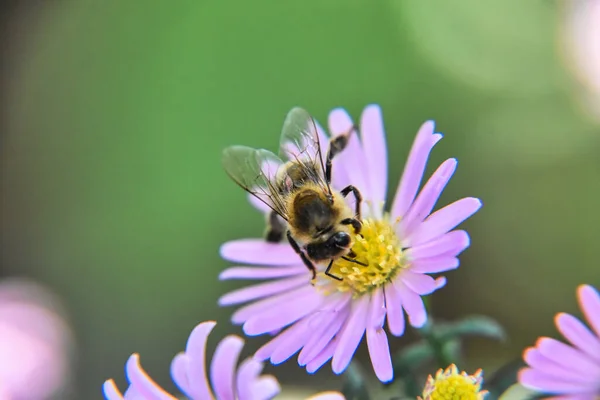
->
103;321;344;400
519;284;600;400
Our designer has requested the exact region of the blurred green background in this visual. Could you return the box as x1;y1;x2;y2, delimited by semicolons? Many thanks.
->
1;1;599;398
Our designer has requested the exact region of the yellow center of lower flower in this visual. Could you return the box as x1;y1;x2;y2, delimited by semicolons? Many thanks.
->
322;216;406;296
419;365;488;400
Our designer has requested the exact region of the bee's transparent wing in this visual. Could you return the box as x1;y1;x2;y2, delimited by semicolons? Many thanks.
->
279;107;330;192
221;145;288;220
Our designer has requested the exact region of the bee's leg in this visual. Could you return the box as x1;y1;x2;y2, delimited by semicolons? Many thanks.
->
286;230;317;280
325;126;356;184
340;185;362;220
324;260;343;281
340;217;362;234
341;255;368;267
265;210;286;243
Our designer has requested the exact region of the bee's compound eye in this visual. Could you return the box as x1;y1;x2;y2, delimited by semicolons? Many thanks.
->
333;232;351;248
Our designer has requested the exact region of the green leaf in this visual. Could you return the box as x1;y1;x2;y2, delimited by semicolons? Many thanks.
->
483;358;526;399
341;361;371;400
435;315;506;343
392;340;434;374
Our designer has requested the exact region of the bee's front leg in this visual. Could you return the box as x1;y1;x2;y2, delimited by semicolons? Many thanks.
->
340;185;362;220
340;217;362;234
286;231;317;280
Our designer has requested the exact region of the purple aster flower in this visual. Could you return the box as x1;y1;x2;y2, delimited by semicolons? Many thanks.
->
103;320;344;400
219;105;482;382
519;284;600;399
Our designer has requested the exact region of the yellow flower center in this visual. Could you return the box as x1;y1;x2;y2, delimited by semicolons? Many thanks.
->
419;365;488;400
320;216;406;296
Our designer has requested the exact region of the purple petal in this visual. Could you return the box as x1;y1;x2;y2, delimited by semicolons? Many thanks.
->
332;296;370;374
219;265;306;280
249;376;281;399
391;121;442;220
220;239;300;265
170;354;191;397
405;197;482;247
360;105;388;214
298;297;351;365
125;355;175;400
209;335;244;400
306;339;337;374
399;270;438;295
368;288;386;329
523;348;597;384
399;158;457;238
254;316;311;364
183;322;215;400
219;275;308;306
328;108;370;204
236;358;268;400
556;313;600;364
366;327;393;382
406;230;470;260
231;285;316;325
519;368;593;394
123;387;146;400
537;337;600;378
383;283;405;336
409;256;459;274
394;280;427;328
103;380;124;400
270;318;314;364
578;285;600;337
243;290;325;335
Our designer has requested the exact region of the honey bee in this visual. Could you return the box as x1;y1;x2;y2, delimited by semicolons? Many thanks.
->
222;107;366;280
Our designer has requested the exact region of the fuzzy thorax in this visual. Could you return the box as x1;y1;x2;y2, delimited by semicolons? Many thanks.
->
320;216;406;296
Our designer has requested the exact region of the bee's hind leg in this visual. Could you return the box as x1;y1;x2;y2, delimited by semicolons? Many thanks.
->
286;231;317;280
325;125;356;184
265;210;286;243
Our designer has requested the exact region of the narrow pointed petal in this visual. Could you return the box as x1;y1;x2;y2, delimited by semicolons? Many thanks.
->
298;303;349;366
183;322;215;400
519;368;593;394
383;283;405;336
243;291;325;335
332;296;370;374
394;280;427;328
537;337;600;377
250;376;281;399
406;197;482;247
231;285;316;325
328;108;370;203
556;313;600;363
578;284;600;337
366;327;393;382
409;256;459;274
406;230;470;260
125;355;176;400
360;105;388;212
236;358;265;400
103;380;124;400
391;121;442;220
170;354;190;396
209;336;244;400
220;239;300;265
219;275;308;306
255;318;310;361
523;348;597;384
368;288;386;329
306;339;337;374
399;158;457;237
400;270;438;295
219;265;306;280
